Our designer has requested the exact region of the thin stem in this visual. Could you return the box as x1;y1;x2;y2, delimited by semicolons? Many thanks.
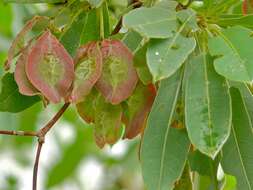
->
0;130;38;137
32;102;70;190
33;142;43;190
39;103;70;136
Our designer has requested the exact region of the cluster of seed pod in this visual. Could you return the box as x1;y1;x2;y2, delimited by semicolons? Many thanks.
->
6;16;157;148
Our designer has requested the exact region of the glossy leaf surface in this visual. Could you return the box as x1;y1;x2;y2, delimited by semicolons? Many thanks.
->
147;35;196;82
141;70;190;190
209;26;253;82
0;73;40;113
123;7;177;39
185;54;231;158
221;88;253;190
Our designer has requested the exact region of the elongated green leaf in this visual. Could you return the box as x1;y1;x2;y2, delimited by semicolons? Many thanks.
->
229;82;253;125
185;54;231;158
0;73;40;113
147;35;196;82
102;1;110;38
221;88;253;190
217;14;253;29
80;9;100;44
4;0;65;3
123;7;177;39
209;26;253;82
60;12;87;57
141;70;190;190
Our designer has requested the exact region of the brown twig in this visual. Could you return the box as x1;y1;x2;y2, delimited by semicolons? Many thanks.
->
0;102;70;190
33;142;43;190
0;130;38;137
32;102;70;190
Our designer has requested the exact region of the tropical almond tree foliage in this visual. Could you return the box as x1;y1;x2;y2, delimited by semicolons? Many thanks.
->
0;0;253;189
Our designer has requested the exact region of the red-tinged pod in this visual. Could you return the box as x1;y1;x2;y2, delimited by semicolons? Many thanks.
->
123;83;156;139
242;0;253;15
70;42;103;103
5;16;49;71
96;39;138;105
76;89;98;124
26;30;74;103
94;95;123;148
14;45;40;96
242;0;248;15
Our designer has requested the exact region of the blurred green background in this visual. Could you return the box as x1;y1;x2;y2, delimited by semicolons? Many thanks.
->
0;1;144;189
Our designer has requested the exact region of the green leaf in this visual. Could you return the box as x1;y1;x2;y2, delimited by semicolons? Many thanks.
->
4;0;65;3
0;3;13;37
221;88;253;190
0;73;40;113
123;7;177;39
176;9;199;32
188;150;219;188
147;35;196;82
122;31;143;52
185;54;232;158
60;12;87;57
87;0;104;8
133;44;153;85
208;26;253;82
217;14;253;29
80;9;100;44
228;82;253;125
102;1;111;38
141;69;190;190
189;150;219;177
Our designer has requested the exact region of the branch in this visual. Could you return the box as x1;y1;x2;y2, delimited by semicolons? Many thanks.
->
33;142;43;190
0;130;38;137
0;102;70;190
32;102;70;190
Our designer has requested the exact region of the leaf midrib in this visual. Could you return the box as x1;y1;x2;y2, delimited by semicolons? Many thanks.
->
203;54;215;153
